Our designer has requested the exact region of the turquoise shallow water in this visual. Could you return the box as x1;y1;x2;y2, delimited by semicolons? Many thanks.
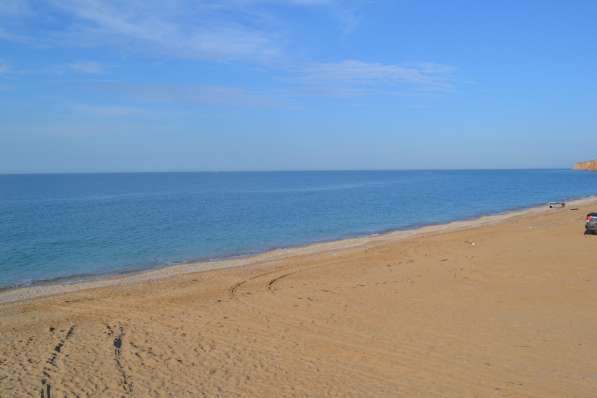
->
1;170;596;288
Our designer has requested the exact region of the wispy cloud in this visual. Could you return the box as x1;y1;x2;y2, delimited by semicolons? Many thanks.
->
69;61;104;74
0;2;457;101
85;59;454;108
300;60;457;95
303;60;455;85
0;0;318;64
2;1;362;63
49;0;280;62
0;62;9;74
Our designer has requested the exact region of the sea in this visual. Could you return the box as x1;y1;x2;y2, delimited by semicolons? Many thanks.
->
1;170;596;288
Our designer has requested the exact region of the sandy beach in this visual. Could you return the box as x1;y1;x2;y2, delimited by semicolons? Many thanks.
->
2;198;597;397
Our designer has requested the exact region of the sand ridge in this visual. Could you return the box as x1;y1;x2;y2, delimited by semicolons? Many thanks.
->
1;198;597;396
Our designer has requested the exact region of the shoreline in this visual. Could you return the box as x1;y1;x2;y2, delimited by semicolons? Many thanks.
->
2;195;595;304
3;194;597;396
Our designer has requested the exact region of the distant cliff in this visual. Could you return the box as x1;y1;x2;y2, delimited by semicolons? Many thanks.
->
575;160;597;171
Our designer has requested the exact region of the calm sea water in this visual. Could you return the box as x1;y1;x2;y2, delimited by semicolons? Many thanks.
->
1;170;596;288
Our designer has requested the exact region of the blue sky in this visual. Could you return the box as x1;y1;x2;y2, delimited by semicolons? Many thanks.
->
1;0;596;172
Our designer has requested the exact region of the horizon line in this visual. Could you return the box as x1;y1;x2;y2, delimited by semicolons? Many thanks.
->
0;167;576;176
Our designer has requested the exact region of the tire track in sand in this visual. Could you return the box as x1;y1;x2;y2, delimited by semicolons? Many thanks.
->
266;272;297;293
228;269;286;300
40;324;75;398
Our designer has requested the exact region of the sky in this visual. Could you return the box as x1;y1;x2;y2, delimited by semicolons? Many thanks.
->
1;0;596;173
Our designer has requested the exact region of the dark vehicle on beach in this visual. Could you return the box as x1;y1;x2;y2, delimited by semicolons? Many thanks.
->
586;213;597;235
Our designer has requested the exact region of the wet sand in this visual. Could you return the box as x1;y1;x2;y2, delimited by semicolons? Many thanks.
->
2;198;597;397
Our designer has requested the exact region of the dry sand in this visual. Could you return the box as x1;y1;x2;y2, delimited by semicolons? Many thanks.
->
2;199;597;397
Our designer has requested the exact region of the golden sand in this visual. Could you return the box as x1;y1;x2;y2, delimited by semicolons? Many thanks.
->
2;199;597;397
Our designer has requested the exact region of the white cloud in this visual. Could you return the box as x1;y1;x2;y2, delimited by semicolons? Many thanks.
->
301;60;456;95
69;61;104;74
2;1;361;63
304;60;453;84
87;60;454;106
0;2;456;99
43;0;283;63
0;62;9;74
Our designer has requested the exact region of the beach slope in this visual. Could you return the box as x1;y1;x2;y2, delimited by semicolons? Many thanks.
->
2;200;597;397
